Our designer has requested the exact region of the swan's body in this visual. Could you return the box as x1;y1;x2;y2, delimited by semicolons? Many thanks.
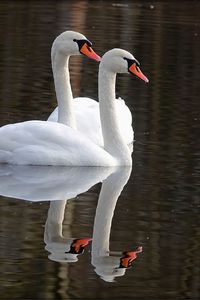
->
48;97;133;146
0;120;116;166
0;49;148;166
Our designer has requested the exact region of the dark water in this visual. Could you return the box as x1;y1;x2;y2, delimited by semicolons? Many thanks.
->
0;1;200;299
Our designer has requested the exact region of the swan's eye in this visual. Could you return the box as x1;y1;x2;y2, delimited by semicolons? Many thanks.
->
123;57;134;68
123;57;140;68
75;39;92;51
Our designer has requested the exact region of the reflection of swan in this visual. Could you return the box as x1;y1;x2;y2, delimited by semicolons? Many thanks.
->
0;164;115;264
0;49;148;166
0;165;113;201
43;167;115;263
91;167;142;282
48;30;101;128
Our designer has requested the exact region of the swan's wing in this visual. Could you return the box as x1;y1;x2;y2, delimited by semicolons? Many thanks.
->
0;120;115;166
47;97;103;146
75;97;103;146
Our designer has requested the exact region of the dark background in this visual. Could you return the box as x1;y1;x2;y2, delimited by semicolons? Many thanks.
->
0;1;200;299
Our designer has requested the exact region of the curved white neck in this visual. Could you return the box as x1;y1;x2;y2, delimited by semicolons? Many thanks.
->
92;167;132;257
98;68;132;165
52;51;76;129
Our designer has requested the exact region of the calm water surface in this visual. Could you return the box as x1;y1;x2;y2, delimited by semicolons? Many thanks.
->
0;1;200;299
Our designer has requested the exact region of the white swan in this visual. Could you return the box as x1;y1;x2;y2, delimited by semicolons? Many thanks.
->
0;49;148;166
48;30;101;129
48;31;133;145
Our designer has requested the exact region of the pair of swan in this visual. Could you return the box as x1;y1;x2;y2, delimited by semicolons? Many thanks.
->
0;31;148;166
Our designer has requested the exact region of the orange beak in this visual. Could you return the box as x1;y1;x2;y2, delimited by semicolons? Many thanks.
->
129;63;149;83
71;238;92;254
119;246;143;268
80;43;101;62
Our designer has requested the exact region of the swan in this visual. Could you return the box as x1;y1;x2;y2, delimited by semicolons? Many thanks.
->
43;167;113;263
48;31;133;145
47;30;101;128
0;48;148;166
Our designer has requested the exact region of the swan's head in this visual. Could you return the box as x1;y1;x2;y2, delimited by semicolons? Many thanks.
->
52;30;101;61
100;48;149;83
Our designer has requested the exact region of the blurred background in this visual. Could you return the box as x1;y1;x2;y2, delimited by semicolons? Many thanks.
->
0;1;200;299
